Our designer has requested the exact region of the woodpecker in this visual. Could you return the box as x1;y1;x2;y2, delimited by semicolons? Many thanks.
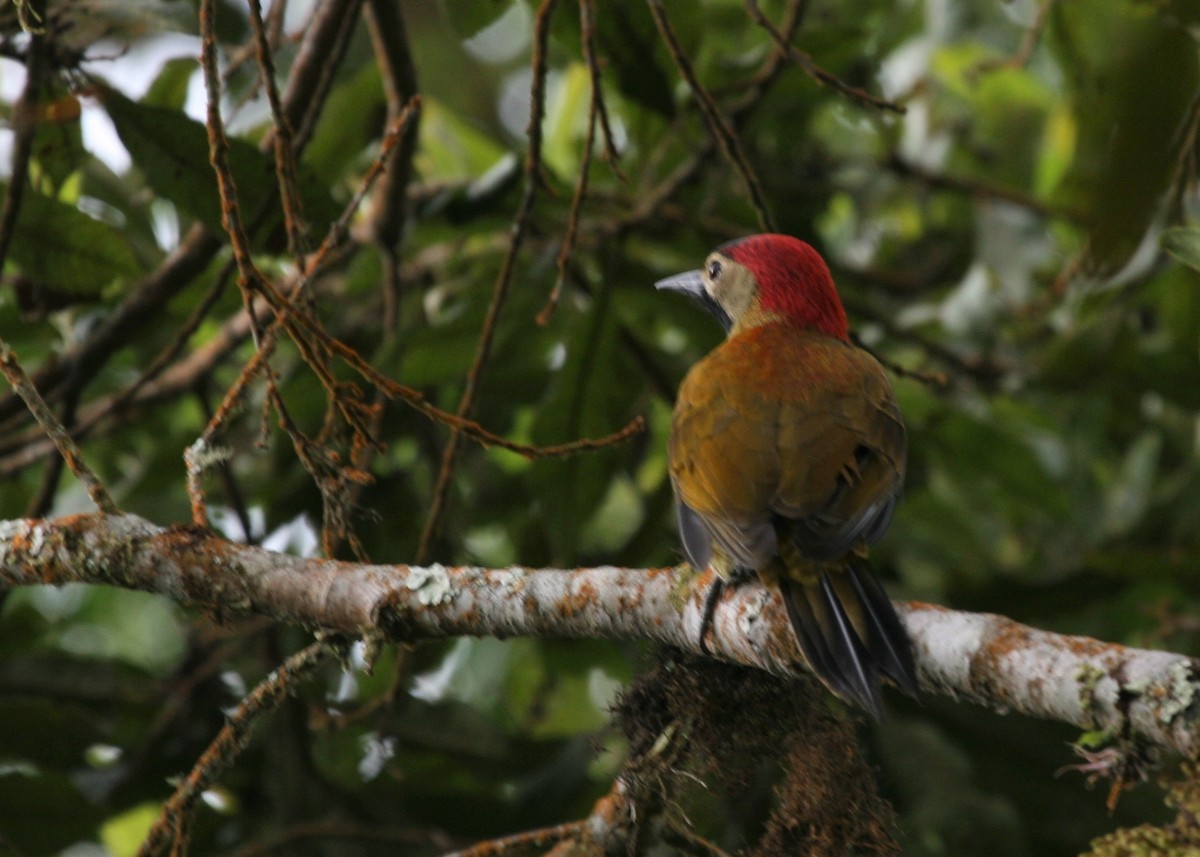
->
657;233;918;716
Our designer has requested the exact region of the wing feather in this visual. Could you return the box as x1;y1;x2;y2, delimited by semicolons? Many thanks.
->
669;324;905;568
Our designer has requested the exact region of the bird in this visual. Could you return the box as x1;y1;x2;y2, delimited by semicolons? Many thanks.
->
656;233;918;716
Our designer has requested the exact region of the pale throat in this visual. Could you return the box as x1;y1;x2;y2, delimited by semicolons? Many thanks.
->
728;302;790;336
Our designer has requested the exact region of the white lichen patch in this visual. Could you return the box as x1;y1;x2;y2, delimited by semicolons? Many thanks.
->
186;438;233;473
406;563;453;606
1123;673;1149;696
454;566;486;586
737;588;772;636
492;567;527;594
28;525;45;557
1159;659;1197;722
0;520;29;541
909;609;986;686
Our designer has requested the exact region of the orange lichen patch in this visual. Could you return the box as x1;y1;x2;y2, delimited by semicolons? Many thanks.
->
1061;635;1123;659
903;600;949;612
590;789;627;826
560;579;598;618
615;585;645;614
971;621;1038;705
523;593;539;616
980;618;1124;673
753;593;802;664
8;525;38;553
981;620;1036;661
58;512;98;529
459;606;480;629
160;523;223;556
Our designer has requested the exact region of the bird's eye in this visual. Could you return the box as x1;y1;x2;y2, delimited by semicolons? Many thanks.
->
707;260;723;280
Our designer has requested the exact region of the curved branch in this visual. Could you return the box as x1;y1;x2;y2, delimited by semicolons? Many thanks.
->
1;513;1197;758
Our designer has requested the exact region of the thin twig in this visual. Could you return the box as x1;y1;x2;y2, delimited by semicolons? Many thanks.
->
886;153;1073;221
744;0;904;114
416;0;562;562
728;0;809;114
282;0;366;150
0;340;118;513
192;0;281;524
136;641;332;857
198;0;273;325
1168;90;1200;222
662;819;736;857
0;0;362;431
844;295;1008;386
247;0;308;262
185;334;279;526
304;99;422;279
440;820;587;857
648;0;776;232
539;65;599;319
24;368;83;518
195;0;396;544
363;0;422;252
849;331;949;389
195;384;255;542
227;819;441;857
607;0;803;238
537;0;625;324
0;0;47;277
579;0;623;173
970;0;1053;76
264;0;288;49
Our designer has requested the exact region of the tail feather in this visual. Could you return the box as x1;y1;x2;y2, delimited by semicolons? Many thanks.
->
778;560;917;716
779;575;883;718
843;558;919;697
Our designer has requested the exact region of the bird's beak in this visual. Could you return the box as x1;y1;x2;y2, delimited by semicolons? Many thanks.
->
655;270;733;333
655;269;706;298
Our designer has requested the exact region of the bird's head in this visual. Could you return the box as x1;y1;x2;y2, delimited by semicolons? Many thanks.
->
655;233;849;341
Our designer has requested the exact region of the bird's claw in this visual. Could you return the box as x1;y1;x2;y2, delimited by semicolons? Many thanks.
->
697;577;725;657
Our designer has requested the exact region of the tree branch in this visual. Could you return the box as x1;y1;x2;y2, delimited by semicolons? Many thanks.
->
2;512;1197;759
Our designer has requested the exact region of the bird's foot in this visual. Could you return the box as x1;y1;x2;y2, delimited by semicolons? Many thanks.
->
698;576;726;657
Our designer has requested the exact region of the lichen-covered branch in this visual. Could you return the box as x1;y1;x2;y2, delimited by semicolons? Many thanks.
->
1;513;1197;758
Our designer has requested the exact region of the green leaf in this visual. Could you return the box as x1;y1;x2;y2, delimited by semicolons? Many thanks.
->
1161;226;1200;272
143;56;199;110
28;89;86;192
529;292;640;563
931;42;1054;189
439;0;524;41
3;185;140;293
0;768;105;854
101;86;339;252
579;474;646;555
1050;3;1200;270
505;640;624;739
304;63;385;183
542;63;591;180
416;97;509;181
593;3;676;118
101;802;162;857
1103;431;1161;537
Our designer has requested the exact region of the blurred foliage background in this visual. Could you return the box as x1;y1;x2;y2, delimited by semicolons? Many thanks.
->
2;0;1200;853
